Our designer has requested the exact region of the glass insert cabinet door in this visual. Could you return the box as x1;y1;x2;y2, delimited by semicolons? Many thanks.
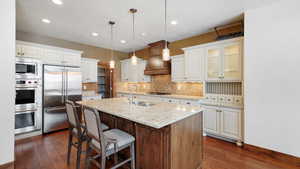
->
206;46;222;80
223;42;242;80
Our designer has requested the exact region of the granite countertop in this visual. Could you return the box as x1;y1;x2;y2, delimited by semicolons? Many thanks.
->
117;91;204;100
77;97;203;129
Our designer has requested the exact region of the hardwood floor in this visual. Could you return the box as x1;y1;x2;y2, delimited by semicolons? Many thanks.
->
15;131;299;169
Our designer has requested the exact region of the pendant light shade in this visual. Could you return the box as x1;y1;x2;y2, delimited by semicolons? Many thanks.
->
109;60;115;69
162;0;170;61
162;46;170;61
130;8;138;65
131;52;138;65
109;21;115;69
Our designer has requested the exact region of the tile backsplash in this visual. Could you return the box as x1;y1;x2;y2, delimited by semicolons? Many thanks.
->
117;75;203;96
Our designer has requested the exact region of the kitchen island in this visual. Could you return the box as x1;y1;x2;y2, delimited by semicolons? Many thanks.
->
77;98;203;169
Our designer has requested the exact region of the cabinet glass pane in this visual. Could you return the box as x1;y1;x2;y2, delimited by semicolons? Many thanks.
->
223;44;241;80
207;49;221;79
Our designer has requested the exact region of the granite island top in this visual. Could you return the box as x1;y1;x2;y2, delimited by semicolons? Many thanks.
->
77;97;203;129
117;91;204;100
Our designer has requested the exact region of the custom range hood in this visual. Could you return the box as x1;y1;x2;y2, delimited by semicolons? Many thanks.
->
144;40;171;75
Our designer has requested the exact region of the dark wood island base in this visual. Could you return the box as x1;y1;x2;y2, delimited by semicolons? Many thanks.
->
100;111;203;169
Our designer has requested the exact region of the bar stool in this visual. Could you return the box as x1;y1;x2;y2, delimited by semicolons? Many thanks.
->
65;100;109;169
83;106;135;169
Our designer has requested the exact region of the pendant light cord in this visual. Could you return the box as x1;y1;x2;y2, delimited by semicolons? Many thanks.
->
132;11;136;56
110;24;114;61
164;0;167;48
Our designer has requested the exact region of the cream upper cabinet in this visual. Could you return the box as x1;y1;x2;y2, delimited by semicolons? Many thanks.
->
81;58;98;83
184;48;205;81
121;58;150;82
16;41;82;66
171;55;185;82
43;49;64;65
206;46;222;80
16;43;44;59
205;38;243;81
121;59;130;82
171;47;205;82
222;42;242;80
63;52;81;66
43;50;81;66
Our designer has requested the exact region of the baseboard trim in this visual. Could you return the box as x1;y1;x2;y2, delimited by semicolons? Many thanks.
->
244;144;300;168
0;161;14;169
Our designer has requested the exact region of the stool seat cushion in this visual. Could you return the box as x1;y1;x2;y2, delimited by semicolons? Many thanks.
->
91;129;135;156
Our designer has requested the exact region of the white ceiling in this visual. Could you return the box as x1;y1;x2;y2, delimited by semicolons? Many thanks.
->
16;0;278;53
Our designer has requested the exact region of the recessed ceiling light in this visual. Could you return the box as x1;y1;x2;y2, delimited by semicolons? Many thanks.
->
171;20;178;25
52;0;63;5
92;32;99;37
141;32;147;36
120;40;126;44
42;19;51;24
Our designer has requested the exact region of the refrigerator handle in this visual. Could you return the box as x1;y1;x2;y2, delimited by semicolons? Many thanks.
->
65;70;68;100
62;69;65;104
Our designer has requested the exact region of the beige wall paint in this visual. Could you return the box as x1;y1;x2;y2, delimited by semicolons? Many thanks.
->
16;31;128;95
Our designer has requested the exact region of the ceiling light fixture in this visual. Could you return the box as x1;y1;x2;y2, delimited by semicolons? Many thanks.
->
52;0;63;5
120;40;126;44
109;21;116;69
130;8;138;65
162;0;170;61
92;32;99;37
141;32;147;36
42;19;51;24
171;20;178;25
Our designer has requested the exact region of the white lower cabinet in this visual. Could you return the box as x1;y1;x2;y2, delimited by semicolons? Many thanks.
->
220;108;242;139
203;107;219;135
203;105;242;143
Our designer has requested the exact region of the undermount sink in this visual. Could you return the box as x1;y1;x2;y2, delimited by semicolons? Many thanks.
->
131;100;156;107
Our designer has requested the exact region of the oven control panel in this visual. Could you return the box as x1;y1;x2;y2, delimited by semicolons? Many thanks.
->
16;79;40;88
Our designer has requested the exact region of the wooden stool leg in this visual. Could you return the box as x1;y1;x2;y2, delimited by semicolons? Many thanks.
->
67;129;73;165
85;140;91;169
76;140;82;169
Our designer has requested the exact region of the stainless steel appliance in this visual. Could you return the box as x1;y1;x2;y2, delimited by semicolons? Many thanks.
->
15;79;41;111
43;65;82;133
16;58;41;79
15;109;41;134
15;79;42;134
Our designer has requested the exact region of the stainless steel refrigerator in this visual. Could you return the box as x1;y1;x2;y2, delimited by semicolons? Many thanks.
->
43;65;82;133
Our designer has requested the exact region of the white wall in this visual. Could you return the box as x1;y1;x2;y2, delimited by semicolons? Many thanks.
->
244;0;300;157
0;0;15;165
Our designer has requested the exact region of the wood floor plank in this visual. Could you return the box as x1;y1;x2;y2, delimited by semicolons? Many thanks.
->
15;131;299;169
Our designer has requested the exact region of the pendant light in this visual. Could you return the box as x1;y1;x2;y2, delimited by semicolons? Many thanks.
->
109;21;115;69
162;0;170;61
130;8;138;65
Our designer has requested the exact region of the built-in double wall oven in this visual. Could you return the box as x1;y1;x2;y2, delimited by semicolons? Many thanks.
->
15;58;42;135
15;79;42;134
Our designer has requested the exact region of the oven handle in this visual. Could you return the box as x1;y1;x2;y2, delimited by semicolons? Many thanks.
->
16;87;38;90
15;109;37;114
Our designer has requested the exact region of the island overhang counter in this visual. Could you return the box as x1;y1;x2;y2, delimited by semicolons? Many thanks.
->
77;98;203;169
